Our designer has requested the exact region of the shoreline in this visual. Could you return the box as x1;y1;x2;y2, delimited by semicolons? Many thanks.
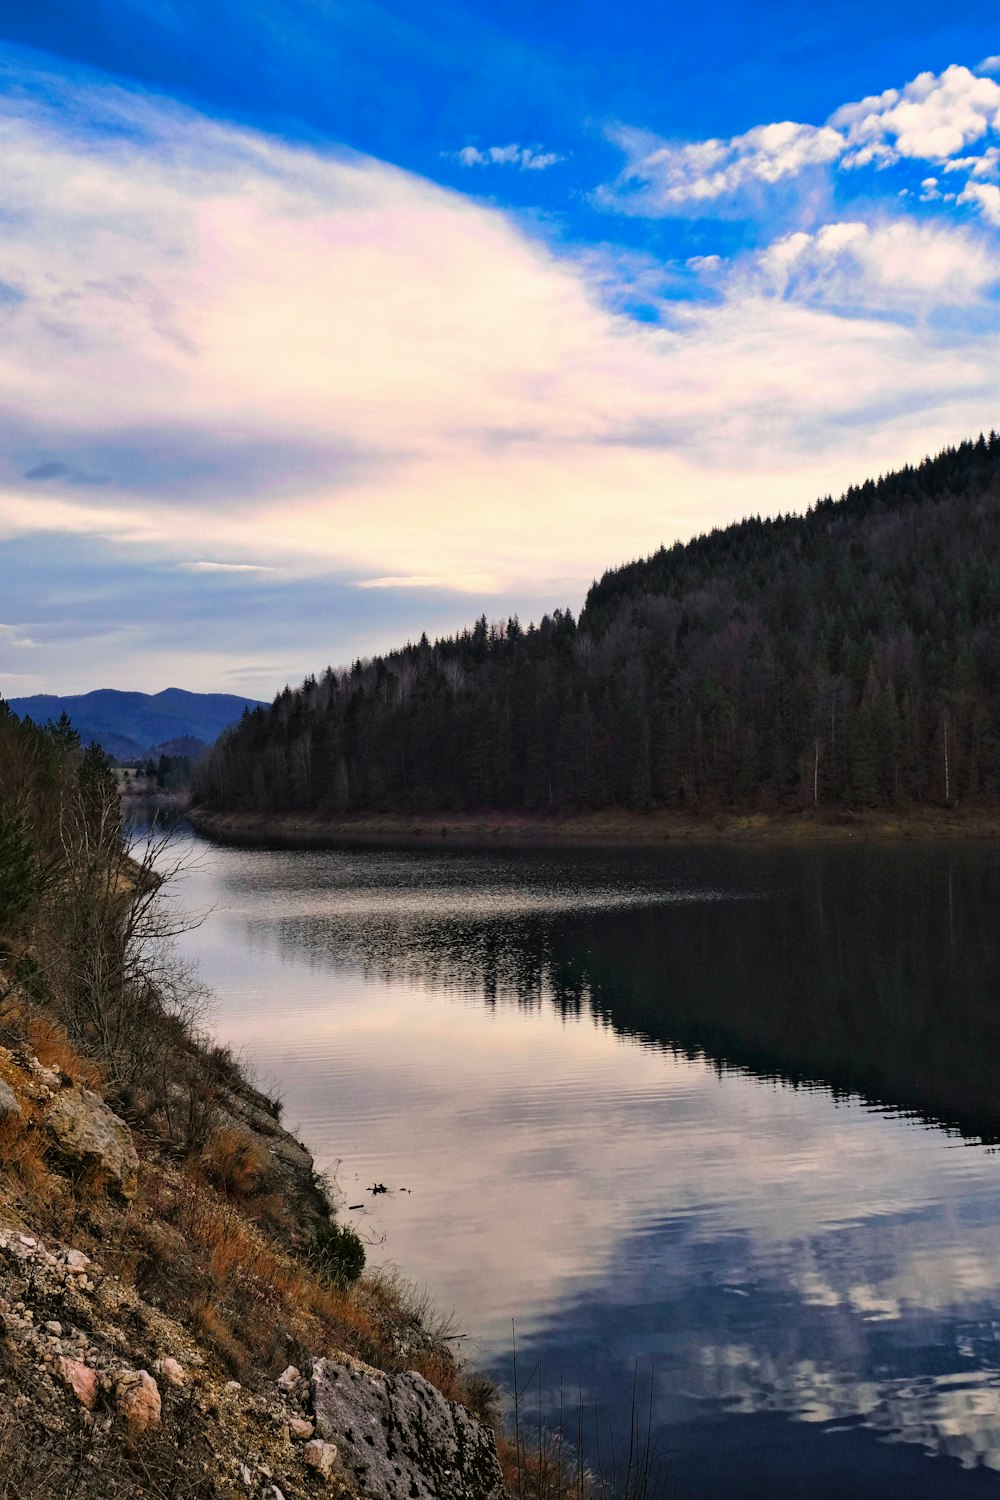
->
187;803;1000;849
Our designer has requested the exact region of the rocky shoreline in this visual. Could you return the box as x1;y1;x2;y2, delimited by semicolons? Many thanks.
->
0;1026;507;1499
189;802;1000;850
0;702;518;1498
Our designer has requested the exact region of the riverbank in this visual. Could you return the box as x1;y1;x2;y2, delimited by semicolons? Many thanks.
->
188;803;1000;849
0;713;519;1499
0;941;511;1499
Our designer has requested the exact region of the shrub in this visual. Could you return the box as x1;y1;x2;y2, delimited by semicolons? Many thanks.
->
204;1125;271;1199
306;1219;366;1285
0;810;38;934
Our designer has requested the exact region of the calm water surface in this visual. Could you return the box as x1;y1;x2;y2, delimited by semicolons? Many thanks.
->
168;831;1000;1498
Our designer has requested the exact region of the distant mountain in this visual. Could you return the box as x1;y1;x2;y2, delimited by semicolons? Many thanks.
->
5;688;267;763
196;433;1000;816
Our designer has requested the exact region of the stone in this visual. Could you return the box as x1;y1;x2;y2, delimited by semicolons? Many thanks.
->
114;1369;161;1431
302;1439;338;1477
287;1417;314;1441
312;1355;505;1500
64;1249;92;1273
44;1321;63;1336
57;1356;99;1410
276;1364;300;1393
153;1356;186;1388
46;1088;139;1198
0;1079;21;1119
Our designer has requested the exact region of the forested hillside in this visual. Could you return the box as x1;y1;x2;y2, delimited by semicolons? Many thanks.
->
196;434;1000;817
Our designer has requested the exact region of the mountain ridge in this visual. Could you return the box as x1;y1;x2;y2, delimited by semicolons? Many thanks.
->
6;688;266;763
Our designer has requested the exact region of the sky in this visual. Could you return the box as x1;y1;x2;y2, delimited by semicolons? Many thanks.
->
0;3;999;698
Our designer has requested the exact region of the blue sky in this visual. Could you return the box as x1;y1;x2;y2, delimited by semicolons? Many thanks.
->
1;2;999;695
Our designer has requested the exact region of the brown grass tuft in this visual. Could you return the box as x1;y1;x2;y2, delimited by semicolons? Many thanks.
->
202;1123;271;1200
188;1297;250;1379
0;1108;51;1197
24;1013;102;1087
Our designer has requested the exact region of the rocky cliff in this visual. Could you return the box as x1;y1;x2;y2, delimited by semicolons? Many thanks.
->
0;1028;505;1500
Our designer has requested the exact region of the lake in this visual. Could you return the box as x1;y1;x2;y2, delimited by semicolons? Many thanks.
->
166;828;1000;1498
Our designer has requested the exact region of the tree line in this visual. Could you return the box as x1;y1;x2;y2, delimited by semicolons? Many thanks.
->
195;433;1000;816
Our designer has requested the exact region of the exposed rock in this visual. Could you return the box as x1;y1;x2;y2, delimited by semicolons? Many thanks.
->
312;1355;505;1500
267;1129;316;1180
64;1248;92;1273
45;1088;139;1198
0;1078;21;1118
302;1438;338;1476
114;1369;161;1430
287;1416;314;1440
57;1356;99;1410
154;1355;186;1388
223;1087;329;1220
276;1363;300;1393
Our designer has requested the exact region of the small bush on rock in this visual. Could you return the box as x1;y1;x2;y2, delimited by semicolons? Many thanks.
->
204;1124;270;1199
306;1219;366;1284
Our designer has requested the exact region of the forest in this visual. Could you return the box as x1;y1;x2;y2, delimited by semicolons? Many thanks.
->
195;433;1000;816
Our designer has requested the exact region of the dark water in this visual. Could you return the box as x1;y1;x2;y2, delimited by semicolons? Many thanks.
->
168;832;1000;1497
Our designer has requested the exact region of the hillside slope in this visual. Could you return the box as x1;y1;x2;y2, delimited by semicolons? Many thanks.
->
196;434;1000;819
0;703;513;1500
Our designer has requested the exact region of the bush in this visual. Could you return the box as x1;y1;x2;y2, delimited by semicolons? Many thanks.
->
0;810;38;934
204;1125;271;1199
306;1219;366;1284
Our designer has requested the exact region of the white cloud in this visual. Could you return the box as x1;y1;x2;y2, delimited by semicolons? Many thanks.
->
356;573;501;591
182;561;277;573
0;69;999;688
755;218;1000;309
0;622;36;649
977;56;1000;76
599;119;844;213
456;143;562;171
600;63;1000;222
943;145;1000;178
958;180;1000;226
835;64;1000;164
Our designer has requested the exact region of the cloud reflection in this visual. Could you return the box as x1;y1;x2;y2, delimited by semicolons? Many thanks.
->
167;835;1000;1486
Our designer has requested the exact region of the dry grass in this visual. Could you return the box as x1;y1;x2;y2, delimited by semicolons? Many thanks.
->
24;1011;103;1087
203;1123;271;1200
137;1166;398;1381
0;1106;52;1199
